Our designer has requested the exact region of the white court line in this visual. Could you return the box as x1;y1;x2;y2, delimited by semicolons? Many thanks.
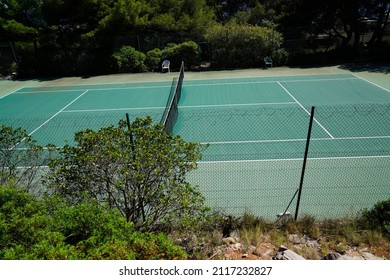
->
0;87;25;99
7;135;390;151
179;102;297;109
350;73;390;93
277;81;335;139
63;106;165;113
201;138;314;145
28;90;89;136
201;135;390;145
18;84;171;94
184;77;359;88
197;154;390;164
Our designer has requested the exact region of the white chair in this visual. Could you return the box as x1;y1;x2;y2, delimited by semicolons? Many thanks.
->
162;60;170;73
264;56;273;68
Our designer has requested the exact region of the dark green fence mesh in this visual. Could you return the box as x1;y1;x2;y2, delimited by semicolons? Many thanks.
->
1;102;390;220
182;103;390;220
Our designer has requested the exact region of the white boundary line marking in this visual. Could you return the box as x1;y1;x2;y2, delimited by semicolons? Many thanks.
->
350;73;390;93
197;154;390;164
184;77;359;88
0;87;25;99
63;106;165;113
17;85;171;94
277;81;335;139
201;135;390;145
179;102;297;109
28;90;89;136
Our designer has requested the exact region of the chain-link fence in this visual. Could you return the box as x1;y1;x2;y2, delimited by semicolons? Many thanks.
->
1;103;390;220
182;103;390;220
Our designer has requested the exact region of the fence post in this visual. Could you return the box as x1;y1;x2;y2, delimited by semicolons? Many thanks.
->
294;106;315;220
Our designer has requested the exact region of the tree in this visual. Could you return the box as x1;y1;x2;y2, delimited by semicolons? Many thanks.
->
365;0;390;46
47;116;208;231
205;22;283;68
93;0;149;36
146;0;216;36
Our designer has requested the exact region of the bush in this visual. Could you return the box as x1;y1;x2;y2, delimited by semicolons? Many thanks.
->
161;41;200;70
357;198;390;239
112;45;147;73
205;23;283;69
0;186;187;259
145;48;163;72
272;48;289;66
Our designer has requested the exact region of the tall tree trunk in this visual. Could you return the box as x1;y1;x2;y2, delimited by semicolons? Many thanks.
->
368;0;390;46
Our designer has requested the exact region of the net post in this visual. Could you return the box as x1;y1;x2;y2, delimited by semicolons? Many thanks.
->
125;113;136;157
160;62;185;134
294;106;315;221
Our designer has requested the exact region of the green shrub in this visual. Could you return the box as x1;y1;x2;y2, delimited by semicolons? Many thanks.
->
0;186;187;260
161;41;200;70
205;23;283;69
145;48;163;72
272;48;289;66
112;45;147;73
357;198;390;238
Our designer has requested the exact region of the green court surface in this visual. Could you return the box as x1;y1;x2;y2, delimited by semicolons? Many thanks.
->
177;73;390;219
0;81;171;146
1;71;390;219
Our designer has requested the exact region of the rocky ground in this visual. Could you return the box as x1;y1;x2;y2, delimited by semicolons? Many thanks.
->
215;235;389;260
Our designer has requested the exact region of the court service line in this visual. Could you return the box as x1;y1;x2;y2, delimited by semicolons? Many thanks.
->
63;106;165;113
18;84;171;94
28;90;89;136
277;81;335;139
350;73;390;93
184;77;359;88
200;135;390;145
179;102;297;109
197;154;390;164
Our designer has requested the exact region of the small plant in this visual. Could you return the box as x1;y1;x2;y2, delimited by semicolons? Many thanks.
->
111;46;147;73
145;48;162;71
356;198;390;239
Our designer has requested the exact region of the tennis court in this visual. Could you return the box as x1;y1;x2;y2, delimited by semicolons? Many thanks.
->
0;80;173;146
1;68;390;219
176;72;390;219
176;73;390;160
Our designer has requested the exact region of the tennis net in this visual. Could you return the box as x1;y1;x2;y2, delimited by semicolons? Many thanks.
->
160;61;184;133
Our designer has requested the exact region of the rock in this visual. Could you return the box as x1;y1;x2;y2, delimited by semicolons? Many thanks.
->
321;251;384;260
222;237;236;245
254;243;275;258
273;245;306;260
322;252;342;260
289;234;303;244
361;252;384;260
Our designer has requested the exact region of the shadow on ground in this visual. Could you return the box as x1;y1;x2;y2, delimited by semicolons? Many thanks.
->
338;63;390;74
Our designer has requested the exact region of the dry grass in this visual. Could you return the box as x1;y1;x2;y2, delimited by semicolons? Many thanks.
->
170;211;390;260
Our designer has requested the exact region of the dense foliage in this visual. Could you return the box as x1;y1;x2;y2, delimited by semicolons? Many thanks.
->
0;185;187;259
1;1;388;77
47;117;208;232
205;22;284;68
357;198;390;238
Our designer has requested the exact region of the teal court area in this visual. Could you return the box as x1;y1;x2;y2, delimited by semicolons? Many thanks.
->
0;81;172;146
1;70;390;219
